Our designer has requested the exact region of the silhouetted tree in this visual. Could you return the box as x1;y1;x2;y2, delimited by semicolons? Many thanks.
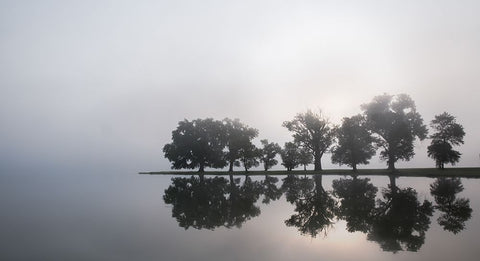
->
332;176;378;233
367;176;433;253
163;118;227;172
331;115;377;171
430;178;472;234
259;139;281;171
427;112;465;169
298;146;313;171
285;175;336;237
223;118;259;172
283;110;335;171
280;142;301;171
362;94;428;171
238;143;261;172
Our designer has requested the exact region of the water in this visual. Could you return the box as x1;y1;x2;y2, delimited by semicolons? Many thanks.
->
1;171;479;260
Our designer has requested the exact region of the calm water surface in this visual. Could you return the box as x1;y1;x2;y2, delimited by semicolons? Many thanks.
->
1;171;479;260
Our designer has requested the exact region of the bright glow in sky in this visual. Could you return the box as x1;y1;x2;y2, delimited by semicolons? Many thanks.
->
1;0;479;173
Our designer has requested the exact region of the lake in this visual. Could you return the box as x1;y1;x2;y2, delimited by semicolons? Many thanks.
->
1;171;479;260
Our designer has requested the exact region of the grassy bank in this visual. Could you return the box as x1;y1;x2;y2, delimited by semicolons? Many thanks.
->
139;167;480;178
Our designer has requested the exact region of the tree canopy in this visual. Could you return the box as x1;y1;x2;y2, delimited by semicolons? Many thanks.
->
259;139;281;171
361;94;428;170
163;118;227;172
283;110;334;171
331;115;377;171
223;118;259;171
280;142;301;171
427;112;465;169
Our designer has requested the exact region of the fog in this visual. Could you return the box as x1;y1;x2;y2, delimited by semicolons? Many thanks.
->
1;0;479;174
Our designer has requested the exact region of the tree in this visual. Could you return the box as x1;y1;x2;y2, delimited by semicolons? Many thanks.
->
298;146;313;171
283;110;334;171
280;142;300;171
238;143;261;172
362;94;428;170
331;115;377;171
163;118;227;172
223;118;259;172
427;112;465;169
259;139;281;171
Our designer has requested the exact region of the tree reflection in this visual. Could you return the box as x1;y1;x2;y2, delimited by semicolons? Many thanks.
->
163;175;262;230
284;175;336;237
367;175;434;253
260;175;282;204
430;178;472;234
224;175;262;228
332;176;377;233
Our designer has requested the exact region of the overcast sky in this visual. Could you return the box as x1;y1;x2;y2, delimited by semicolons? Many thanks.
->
1;0;479;174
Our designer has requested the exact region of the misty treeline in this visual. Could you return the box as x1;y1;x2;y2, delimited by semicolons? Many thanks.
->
163;93;465;172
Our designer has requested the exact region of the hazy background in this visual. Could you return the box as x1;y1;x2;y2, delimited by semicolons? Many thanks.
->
1;0;479;174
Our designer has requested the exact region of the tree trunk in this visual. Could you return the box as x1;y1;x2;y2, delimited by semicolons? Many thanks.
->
264;163;268;171
304;164;307;171
229;174;234;184
199;173;205;184
352;164;357;172
199;163;205;173
387;154;395;171
229;161;234;172
314;151;323;171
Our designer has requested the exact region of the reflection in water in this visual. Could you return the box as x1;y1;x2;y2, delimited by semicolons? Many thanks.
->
367;175;434;253
430;178;472;234
332;176;377;233
163;174;473;253
163;175;263;229
283;175;336;237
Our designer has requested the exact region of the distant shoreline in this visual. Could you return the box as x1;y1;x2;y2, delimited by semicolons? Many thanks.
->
139;167;480;178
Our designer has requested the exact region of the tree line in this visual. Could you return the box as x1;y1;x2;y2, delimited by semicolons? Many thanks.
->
163;93;465;172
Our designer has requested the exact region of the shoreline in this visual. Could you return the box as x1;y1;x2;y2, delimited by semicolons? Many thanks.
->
139;167;480;178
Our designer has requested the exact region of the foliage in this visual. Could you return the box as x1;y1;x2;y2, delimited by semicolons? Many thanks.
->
260;175;282;204
238;143;261;172
331;115;377;171
259;139;281;171
298;146;313;171
163;118;227;172
283;110;335;171
223;118;259;171
361;94;427;170
280;142;301;171
427;112;465;169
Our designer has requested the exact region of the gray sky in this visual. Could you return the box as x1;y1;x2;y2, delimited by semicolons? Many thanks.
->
1;0;479;173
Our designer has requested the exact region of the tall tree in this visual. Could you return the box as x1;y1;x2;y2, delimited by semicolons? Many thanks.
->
280;142;300;171
362;94;428;170
331;115;377;171
283;110;334;171
298;146;313;171
427;112;465;169
238;143;261;172
223;118;259;172
163;118;227;172
259;139;281;171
